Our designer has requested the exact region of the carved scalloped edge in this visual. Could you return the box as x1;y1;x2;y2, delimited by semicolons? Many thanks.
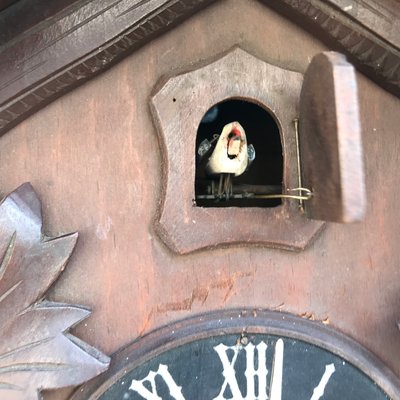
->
0;0;398;137
0;0;214;135
266;0;400;93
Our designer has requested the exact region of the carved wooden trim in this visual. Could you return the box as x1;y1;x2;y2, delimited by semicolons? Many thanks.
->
0;0;19;12
325;0;400;49
0;0;399;137
264;0;400;96
0;0;82;45
0;183;110;399
0;0;214;136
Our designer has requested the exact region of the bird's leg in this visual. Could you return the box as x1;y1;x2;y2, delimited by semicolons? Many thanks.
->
217;174;224;199
216;174;234;200
220;174;233;200
224;174;231;200
224;174;229;200
210;179;215;196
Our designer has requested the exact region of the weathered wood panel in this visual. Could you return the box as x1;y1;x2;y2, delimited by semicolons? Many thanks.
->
0;1;398;398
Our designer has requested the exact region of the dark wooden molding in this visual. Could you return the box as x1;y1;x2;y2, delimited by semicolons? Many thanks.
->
0;0;214;137
0;0;399;137
0;183;110;399
264;0;400;97
0;0;19;12
325;0;400;49
0;0;83;46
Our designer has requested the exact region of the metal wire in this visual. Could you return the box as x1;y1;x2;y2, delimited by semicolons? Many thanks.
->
253;187;313;201
293;118;306;209
196;187;313;201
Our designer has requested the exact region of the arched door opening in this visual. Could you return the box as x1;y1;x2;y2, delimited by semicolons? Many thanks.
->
195;99;283;208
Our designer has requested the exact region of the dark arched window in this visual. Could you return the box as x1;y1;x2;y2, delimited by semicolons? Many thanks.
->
195;99;283;208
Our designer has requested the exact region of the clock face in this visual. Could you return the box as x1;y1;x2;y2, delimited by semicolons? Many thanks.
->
72;311;400;400
100;335;387;400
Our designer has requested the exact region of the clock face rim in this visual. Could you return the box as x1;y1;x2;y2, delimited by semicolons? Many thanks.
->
71;309;400;400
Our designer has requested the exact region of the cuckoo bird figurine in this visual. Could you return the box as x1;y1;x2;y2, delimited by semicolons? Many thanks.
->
197;121;255;199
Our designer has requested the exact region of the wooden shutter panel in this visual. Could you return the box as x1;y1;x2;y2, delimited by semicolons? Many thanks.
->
299;52;366;223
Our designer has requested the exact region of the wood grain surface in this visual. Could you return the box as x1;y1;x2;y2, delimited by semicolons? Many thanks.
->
0;1;398;398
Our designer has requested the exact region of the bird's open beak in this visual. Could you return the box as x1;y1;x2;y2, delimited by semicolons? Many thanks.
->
227;136;241;158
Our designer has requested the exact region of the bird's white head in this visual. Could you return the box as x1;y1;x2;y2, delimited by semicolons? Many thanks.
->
207;121;249;176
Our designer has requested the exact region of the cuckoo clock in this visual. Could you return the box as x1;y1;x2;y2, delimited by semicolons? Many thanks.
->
0;1;399;400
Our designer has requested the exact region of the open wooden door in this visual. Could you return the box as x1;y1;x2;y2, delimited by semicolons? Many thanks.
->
299;52;366;223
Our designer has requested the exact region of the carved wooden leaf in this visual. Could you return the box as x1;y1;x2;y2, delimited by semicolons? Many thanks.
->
0;183;110;399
